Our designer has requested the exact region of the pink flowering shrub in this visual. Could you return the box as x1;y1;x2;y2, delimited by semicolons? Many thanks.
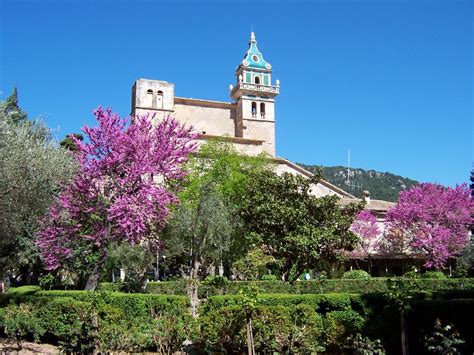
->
37;107;196;278
349;210;381;259
386;183;474;269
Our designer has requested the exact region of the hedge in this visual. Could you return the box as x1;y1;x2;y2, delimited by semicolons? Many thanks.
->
196;304;327;353
0;288;191;353
2;286;473;353
140;278;474;296
201;293;366;315
198;292;474;354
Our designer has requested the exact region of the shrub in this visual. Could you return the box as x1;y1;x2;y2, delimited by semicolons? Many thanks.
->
201;276;229;296
261;274;277;281
195;305;246;352
1;290;192;352
95;302;192;352
7;286;41;295
324;310;365;351
0;303;45;345
38;274;56;290
403;267;420;279
97;282;122;292
201;293;361;315
141;278;474;296
424;318;465;354
288;304;325;352
146;280;187;295
342;270;371;280
35;297;96;352
195;304;325;353
346;333;386;354
421;271;447;279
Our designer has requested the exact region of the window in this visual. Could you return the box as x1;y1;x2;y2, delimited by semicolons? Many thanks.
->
146;89;153;107
251;102;257;118
157;90;164;109
254;76;260;84
260;103;265;118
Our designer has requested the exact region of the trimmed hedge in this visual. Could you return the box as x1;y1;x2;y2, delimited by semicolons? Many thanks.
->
142;278;474;296
201;293;365;315
196;304;326;353
342;269;371;280
421;271;447;279
2;285;473;353
198;292;474;354
1;288;191;353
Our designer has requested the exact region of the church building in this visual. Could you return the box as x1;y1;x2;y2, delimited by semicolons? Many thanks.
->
131;32;352;199
130;31;414;276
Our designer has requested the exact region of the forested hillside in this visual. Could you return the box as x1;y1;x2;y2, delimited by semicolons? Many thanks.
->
298;164;419;202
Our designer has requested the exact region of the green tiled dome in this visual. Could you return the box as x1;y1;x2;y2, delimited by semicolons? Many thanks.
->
241;32;272;70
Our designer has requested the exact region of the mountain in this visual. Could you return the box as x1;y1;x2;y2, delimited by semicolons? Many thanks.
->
298;164;419;202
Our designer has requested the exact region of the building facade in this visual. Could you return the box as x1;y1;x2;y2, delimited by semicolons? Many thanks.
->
130;31;412;275
131;32;353;199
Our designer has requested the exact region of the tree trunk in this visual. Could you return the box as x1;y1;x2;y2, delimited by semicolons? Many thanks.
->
84;248;108;291
218;261;224;276
401;311;409;355
206;263;215;277
246;315;255;355
187;258;201;318
0;273;10;294
138;269;148;292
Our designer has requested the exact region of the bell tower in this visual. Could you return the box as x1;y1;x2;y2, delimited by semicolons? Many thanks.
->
230;32;280;156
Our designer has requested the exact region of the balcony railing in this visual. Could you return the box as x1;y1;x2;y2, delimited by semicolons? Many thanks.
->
231;82;279;96
251;111;266;119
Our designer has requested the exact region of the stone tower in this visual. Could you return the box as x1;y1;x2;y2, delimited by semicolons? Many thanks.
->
230;32;280;156
130;79;175;120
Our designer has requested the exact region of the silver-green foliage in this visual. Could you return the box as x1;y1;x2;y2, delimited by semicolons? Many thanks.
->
0;100;75;276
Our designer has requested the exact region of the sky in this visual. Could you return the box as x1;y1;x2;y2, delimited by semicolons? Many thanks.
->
1;0;472;187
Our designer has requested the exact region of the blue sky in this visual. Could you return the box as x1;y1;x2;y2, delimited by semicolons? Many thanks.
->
1;0;472;186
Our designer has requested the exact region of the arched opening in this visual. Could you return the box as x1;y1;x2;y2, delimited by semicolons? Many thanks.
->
146;89;153;107
157;90;164;109
251;102;257;118
254;76;261;84
260;103;265;118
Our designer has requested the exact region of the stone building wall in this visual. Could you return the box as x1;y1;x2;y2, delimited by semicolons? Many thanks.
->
174;98;236;137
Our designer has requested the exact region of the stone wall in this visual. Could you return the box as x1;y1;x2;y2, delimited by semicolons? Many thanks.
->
174;98;236;137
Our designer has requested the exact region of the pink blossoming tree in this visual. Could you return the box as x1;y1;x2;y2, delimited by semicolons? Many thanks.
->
37;107;196;290
349;210;381;272
386;183;474;270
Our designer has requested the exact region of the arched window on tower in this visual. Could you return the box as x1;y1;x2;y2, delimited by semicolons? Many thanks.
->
157;90;164;109
260;103;265;118
146;89;154;107
251;102;257;118
254;76;261;84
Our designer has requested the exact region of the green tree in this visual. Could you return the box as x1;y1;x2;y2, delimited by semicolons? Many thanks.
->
239;170;362;281
164;140;268;315
60;133;84;151
386;278;420;355
0;93;75;288
1;87;27;124
106;243;155;292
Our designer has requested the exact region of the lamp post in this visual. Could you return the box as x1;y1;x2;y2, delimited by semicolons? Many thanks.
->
162;255;167;280
155;249;160;281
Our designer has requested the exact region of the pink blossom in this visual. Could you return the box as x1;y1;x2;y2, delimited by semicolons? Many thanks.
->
386;183;474;269
349;210;381;258
37;107;197;270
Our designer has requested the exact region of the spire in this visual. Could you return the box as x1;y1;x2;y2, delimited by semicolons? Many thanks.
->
250;31;256;44
239;31;272;71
